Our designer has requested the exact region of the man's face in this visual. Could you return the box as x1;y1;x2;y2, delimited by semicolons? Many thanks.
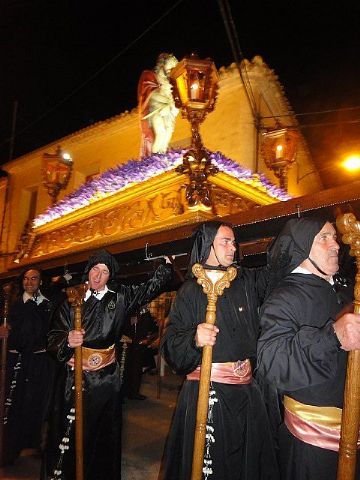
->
308;222;339;276
88;263;110;291
23;269;41;295
206;225;237;267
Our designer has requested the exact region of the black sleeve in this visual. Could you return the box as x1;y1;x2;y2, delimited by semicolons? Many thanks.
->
161;282;202;375
46;300;74;363
244;265;270;305
257;290;341;392
120;263;173;317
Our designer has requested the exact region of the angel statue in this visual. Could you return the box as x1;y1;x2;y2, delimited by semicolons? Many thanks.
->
138;53;179;157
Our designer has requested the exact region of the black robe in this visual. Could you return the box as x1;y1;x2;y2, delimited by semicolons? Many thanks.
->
43;264;172;480
257;273;359;480
4;296;55;464
161;268;279;480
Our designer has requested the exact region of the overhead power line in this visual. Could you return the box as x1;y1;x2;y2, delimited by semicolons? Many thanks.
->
297;118;360;129
261;105;360;119
217;0;257;119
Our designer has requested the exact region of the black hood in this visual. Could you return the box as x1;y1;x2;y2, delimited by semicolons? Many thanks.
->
83;249;119;282
187;221;239;278
266;217;327;295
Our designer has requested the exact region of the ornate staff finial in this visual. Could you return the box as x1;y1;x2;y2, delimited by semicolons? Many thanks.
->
66;284;87;309
336;212;360;312
192;263;237;305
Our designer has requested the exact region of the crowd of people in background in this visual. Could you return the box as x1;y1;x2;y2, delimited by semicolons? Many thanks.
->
122;305;159;400
0;217;359;480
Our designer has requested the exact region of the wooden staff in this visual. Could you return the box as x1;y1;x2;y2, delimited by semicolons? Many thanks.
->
0;283;11;467
336;213;360;480
66;284;87;480
155;294;166;400
191;264;237;480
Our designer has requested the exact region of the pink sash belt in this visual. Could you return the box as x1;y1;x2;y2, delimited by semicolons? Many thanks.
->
284;395;360;452
186;359;252;385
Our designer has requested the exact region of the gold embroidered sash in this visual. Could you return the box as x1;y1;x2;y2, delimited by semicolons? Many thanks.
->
81;344;115;371
187;359;252;385
284;395;360;452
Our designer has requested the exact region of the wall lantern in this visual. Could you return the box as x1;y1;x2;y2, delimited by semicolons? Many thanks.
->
261;127;299;192
170;53;219;210
42;145;73;205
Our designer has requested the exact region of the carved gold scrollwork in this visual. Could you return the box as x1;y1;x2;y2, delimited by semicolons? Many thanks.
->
66;284;88;308
212;188;257;215
29;187;206;260
192;263;237;307
337;213;360;257
160;191;184;215
103;211;120;236
336;212;360;311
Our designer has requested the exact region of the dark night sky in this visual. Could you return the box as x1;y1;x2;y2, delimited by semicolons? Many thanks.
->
1;0;360;185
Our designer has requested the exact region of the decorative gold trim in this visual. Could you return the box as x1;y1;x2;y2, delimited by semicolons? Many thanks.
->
17;169;278;265
35;170;279;234
34;170;182;234
209;172;278;205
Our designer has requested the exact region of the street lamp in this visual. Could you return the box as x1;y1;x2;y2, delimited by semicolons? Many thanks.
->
297;154;360;183
42;145;73;205
261;127;299;192
343;154;360;172
170;53;219;210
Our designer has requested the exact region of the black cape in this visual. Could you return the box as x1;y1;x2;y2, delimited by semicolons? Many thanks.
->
161;268;279;480
43;264;172;480
4;296;56;464
257;217;358;480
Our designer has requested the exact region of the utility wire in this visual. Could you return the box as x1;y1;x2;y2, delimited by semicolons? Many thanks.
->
0;0;185;150
220;0;246;60
297;119;360;129
259;118;360;130
217;0;258;118
261;105;360;119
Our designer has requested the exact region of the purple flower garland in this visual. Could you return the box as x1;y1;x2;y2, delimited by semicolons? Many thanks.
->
33;149;290;227
209;151;291;201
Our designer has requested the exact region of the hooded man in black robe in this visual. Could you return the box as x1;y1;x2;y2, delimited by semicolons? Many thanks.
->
3;267;56;465
257;217;360;480
161;221;279;480
43;249;172;480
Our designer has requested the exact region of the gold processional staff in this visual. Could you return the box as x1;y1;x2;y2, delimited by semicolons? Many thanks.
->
191;263;237;480
336;212;360;480
66;284;87;480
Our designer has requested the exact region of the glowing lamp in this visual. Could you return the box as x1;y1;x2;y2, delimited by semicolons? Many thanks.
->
170;53;219;210
261;128;299;191
343;155;360;172
42;145;73;205
171;53;218;115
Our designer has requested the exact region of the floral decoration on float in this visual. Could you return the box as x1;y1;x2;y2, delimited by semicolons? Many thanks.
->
33;149;291;228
